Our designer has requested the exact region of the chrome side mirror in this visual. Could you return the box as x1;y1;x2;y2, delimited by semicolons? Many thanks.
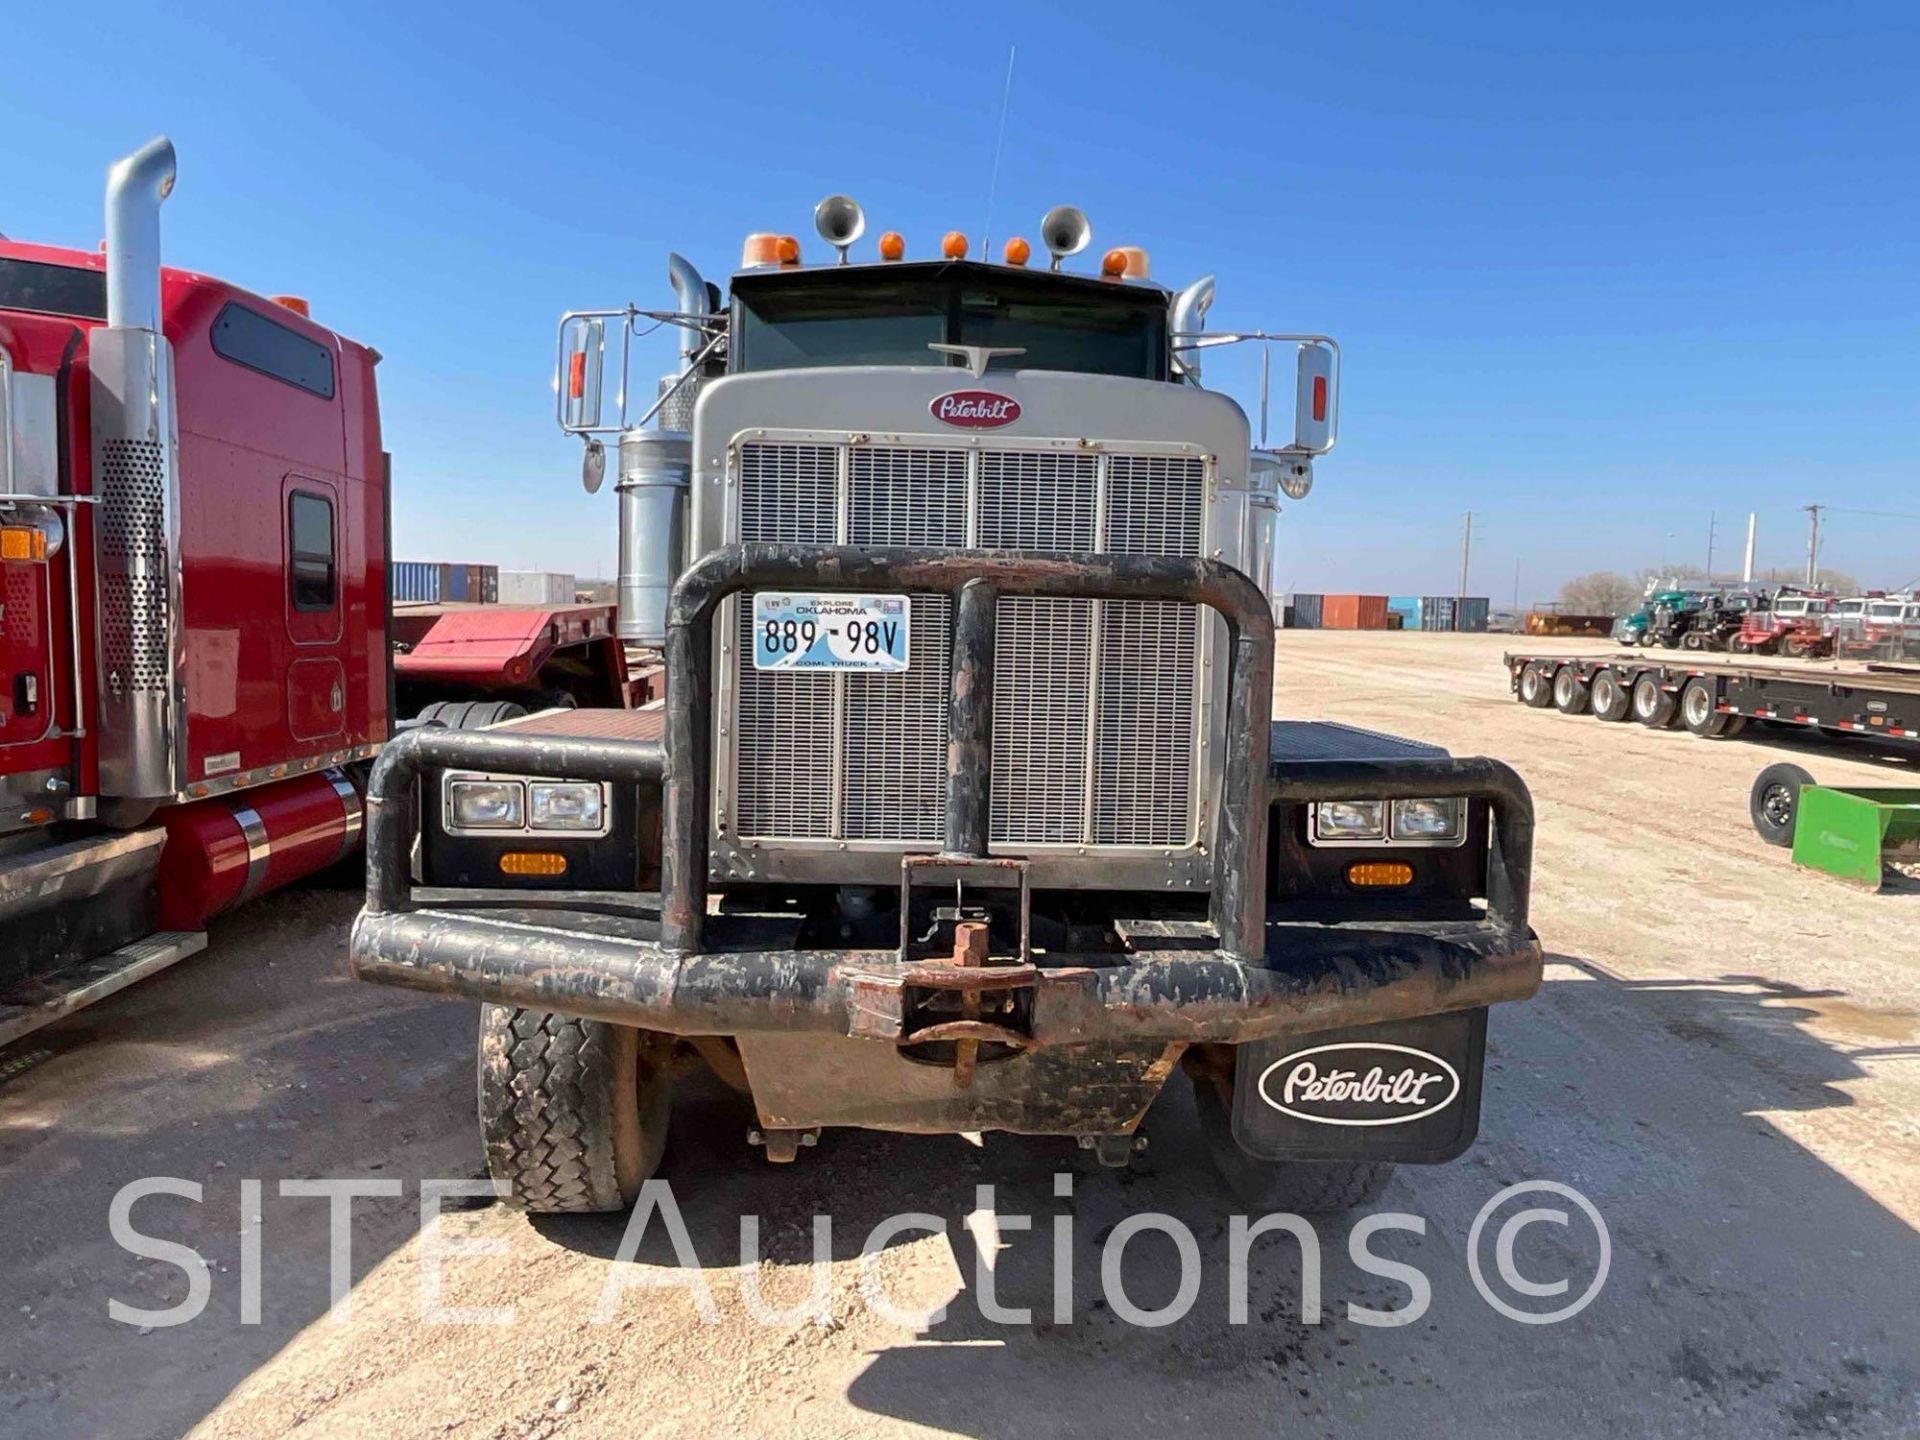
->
558;316;605;433
1292;342;1337;454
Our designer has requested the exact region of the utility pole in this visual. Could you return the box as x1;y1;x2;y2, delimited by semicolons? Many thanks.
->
1705;511;1717;582
1458;512;1473;599
1802;504;1824;586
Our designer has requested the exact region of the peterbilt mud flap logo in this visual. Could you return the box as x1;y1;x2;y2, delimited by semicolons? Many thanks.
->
1257;1042;1461;1127
930;390;1021;428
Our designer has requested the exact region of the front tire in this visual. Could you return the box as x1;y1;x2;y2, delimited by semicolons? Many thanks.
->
1193;1079;1394;1214
479;1007;669;1213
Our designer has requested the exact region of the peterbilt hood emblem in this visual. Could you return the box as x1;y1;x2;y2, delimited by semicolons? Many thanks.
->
1257;1042;1461;1127
930;390;1020;428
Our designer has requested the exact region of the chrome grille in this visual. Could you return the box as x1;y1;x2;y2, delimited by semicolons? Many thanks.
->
730;439;1207;849
1097;456;1205;845
733;443;837;838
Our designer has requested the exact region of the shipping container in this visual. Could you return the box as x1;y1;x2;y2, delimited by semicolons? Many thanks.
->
1387;596;1422;631
474;565;499;604
390;560;443;603
1323;594;1391;630
1290;593;1323;630
1420;596;1457;633
445;564;471;602
1455;597;1491;634
498;570;578;607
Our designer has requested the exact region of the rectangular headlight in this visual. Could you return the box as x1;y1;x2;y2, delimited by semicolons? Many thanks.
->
1391;797;1465;843
448;779;524;829
1312;800;1385;842
529;781;605;832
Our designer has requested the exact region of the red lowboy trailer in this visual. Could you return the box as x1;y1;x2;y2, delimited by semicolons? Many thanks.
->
0;138;637;1046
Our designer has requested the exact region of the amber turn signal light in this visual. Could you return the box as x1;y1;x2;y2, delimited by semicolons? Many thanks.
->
0;526;48;562
1346;861;1413;888
500;851;567;877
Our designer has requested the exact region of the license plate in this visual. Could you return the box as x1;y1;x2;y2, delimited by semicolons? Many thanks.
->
751;593;910;673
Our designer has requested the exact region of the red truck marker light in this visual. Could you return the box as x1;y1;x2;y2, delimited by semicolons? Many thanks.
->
568;351;587;400
1312;375;1328;423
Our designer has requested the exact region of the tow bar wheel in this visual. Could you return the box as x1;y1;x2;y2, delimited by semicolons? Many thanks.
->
1750;763;1816;848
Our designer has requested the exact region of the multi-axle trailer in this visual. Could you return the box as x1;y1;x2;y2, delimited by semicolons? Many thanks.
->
1506;649;1920;747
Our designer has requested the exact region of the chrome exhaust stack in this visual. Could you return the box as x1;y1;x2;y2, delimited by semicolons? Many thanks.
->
1171;275;1215;382
615;252;707;645
103;137;177;331
92;136;185;799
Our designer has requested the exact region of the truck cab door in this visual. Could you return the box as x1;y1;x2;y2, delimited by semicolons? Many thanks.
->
283;475;346;740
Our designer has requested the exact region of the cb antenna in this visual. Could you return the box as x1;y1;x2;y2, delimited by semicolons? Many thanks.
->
981;46;1017;258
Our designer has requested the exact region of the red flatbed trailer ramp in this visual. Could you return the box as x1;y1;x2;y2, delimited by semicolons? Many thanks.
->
391;602;655;706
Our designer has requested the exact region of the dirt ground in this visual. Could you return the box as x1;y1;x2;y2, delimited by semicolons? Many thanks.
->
2;632;1917;1439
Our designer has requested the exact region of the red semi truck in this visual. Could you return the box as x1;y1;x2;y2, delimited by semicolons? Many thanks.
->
0;138;641;1046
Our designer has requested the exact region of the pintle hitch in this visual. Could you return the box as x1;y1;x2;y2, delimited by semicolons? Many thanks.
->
895;855;1036;1089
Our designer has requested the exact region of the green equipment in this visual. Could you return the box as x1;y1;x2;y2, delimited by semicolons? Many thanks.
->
1749;763;1920;890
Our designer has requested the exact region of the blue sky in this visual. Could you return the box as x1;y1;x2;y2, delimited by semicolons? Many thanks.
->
7;1;1917;601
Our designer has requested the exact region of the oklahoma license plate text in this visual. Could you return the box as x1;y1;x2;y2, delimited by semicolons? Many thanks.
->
751;593;910;673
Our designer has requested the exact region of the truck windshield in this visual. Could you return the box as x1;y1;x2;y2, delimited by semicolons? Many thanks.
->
1868;603;1904;620
731;265;1167;380
0;257;107;320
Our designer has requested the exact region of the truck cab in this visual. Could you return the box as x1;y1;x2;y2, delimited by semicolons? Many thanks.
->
2;142;389;1042
350;202;1540;1214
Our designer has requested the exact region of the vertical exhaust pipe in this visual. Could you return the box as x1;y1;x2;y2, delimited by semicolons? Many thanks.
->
666;252;710;367
93;137;186;799
103;137;177;332
1171;275;1214;381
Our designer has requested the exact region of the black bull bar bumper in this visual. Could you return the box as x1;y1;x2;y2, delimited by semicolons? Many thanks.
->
349;545;1541;1046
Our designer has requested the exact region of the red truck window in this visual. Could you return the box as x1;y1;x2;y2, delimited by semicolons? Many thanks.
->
211;301;335;399
288;490;336;610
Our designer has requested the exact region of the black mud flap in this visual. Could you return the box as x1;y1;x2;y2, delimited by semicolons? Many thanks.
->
1230;1009;1487;1164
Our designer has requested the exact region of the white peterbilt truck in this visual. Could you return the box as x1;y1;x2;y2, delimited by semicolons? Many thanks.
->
349;200;1540;1214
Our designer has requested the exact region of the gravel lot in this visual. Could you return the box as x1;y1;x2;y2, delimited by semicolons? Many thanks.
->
2;632;1916;1439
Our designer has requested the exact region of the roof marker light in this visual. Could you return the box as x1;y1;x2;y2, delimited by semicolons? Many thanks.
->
942;231;968;259
879;231;906;261
741;232;784;268
1100;248;1128;278
1003;236;1031;266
